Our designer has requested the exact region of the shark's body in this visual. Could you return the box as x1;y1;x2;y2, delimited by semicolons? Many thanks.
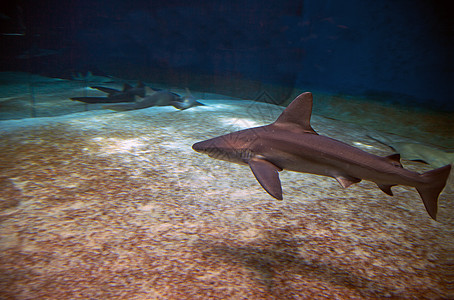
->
192;92;451;220
71;71;114;84
71;82;145;103
104;88;204;111
92;81;146;99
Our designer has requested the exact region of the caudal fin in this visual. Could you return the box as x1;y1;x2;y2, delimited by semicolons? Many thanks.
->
416;164;451;220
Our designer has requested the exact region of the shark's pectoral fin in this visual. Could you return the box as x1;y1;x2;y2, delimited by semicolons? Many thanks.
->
377;184;395;196
248;158;283;200
335;175;361;188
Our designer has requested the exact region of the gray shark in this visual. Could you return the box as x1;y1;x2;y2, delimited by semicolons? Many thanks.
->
92;81;146;99
104;88;204;111
171;88;205;110
70;81;145;103
192;92;451;220
71;71;114;84
367;132;454;168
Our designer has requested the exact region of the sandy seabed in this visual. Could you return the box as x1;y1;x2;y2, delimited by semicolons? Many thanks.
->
0;76;453;299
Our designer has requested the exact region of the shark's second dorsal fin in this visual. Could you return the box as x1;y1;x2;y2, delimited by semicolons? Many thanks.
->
385;154;403;168
145;86;157;96
273;92;317;134
123;83;133;91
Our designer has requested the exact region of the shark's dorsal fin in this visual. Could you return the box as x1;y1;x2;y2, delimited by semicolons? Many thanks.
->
123;83;133;91
385;154;403;168
137;81;144;88
145;86;156;96
185;87;193;97
273;92;317;134
335;175;361;188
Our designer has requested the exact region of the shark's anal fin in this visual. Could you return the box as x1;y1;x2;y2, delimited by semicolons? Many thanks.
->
377;184;396;196
248;158;283;200
335;175;361;188
375;154;401;196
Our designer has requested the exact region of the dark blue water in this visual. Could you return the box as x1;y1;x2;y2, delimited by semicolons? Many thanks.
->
0;0;451;110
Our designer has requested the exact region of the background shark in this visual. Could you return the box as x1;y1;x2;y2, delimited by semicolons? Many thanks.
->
367;131;454;168
71;71;115;84
104;87;204;111
70;81;145;103
171;88;205;110
193;92;451;220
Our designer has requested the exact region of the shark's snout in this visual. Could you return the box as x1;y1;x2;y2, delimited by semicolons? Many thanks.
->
192;141;207;153
192;139;226;160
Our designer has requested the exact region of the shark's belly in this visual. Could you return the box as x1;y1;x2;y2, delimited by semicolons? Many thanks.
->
265;148;422;187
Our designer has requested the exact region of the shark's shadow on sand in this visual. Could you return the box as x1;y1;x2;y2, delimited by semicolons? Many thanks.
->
193;229;394;298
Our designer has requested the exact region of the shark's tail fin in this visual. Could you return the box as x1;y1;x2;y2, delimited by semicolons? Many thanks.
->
416;164;451;220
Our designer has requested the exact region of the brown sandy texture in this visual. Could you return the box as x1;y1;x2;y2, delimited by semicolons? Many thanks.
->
0;101;452;299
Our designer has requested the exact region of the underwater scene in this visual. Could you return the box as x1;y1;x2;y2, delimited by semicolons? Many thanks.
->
0;1;452;299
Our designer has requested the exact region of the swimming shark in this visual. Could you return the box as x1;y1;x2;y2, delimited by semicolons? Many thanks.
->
71;71;114;84
104;87;204;111
70;81;145;103
171;88;205;110
367;131;454;168
192;92;451;220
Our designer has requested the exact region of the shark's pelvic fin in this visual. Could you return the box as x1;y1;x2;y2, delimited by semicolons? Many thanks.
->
273;92;318;134
377;184;395;196
335;175;361;188
248;158;283;200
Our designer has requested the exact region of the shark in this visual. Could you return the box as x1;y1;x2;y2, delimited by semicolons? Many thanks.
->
71;71;114;84
104;87;204;111
367;131;454;169
171;88;206;110
192;92;451;220
70;81;145;103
